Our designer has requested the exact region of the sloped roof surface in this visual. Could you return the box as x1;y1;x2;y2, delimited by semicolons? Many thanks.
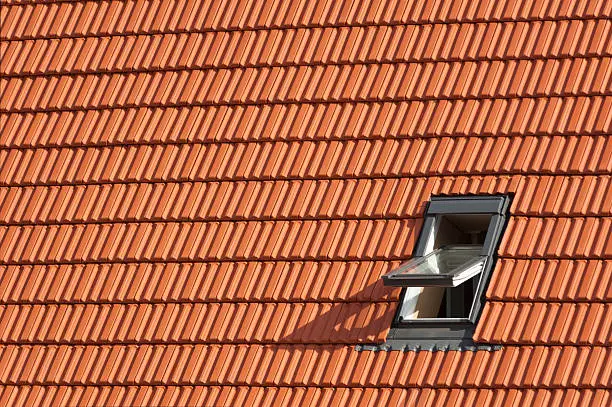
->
0;0;611;405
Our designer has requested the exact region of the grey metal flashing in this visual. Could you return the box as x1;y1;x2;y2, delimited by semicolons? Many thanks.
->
355;343;503;352
427;195;509;214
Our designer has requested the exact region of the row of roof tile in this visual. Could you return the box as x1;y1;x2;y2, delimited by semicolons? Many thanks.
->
0;262;400;304
1;259;609;304
1;137;610;186
2;98;609;146
512;175;612;216
0;301;610;345
488;259;612;302
0;344;609;387
0;302;395;344
0;176;609;224
474;302;611;345
0;217;610;263
0;219;420;263
2;0;610;39
2;20;610;75
1;386;609;407
500;217;612;258
2;58;610;111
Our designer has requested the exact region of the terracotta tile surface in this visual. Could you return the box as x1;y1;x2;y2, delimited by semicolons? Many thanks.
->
0;219;421;263
0;176;609;224
2;58;610;111
2;0;611;39
2;20;610;76
0;302;397;344
488;260;612;301
1;0;610;404
475;302;612;344
0;386;608;407
0;386;609;407
0;137;611;186
0;344;609;386
1;97;609;147
0;262;403;304
500;217;612;258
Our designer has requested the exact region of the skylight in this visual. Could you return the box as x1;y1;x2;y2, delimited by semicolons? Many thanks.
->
375;195;510;350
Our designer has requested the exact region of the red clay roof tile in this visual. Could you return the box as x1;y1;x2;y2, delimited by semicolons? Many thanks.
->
2;58;609;111
2;97;609;146
499;216;612;258
3;0;612;36
3;344;611;387
488;259;612;301
1;137;611;185
2;0;611;403
0;219;422;263
475;302;612;344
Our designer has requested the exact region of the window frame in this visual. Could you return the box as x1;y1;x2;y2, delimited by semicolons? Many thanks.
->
381;195;510;350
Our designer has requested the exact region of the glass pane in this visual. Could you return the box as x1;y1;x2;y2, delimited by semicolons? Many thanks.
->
394;245;482;277
382;245;486;287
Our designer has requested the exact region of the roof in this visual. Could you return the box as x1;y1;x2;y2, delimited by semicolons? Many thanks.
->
0;0;611;405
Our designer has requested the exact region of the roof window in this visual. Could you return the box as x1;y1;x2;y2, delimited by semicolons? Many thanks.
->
372;195;510;351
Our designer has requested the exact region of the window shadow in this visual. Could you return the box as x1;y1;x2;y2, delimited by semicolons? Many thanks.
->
279;281;400;344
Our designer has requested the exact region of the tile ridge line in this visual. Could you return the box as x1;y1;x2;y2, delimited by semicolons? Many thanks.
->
0;299;608;305
0;343;608;348
0;383;610;389
0;174;605;182
0;259;608;266
0;341;610;347
1;213;611;227
2;256;611;266
4;54;611;78
2;15;611;41
1;94;604;115
3;92;611;114
2;172;612;187
1;133;611;151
